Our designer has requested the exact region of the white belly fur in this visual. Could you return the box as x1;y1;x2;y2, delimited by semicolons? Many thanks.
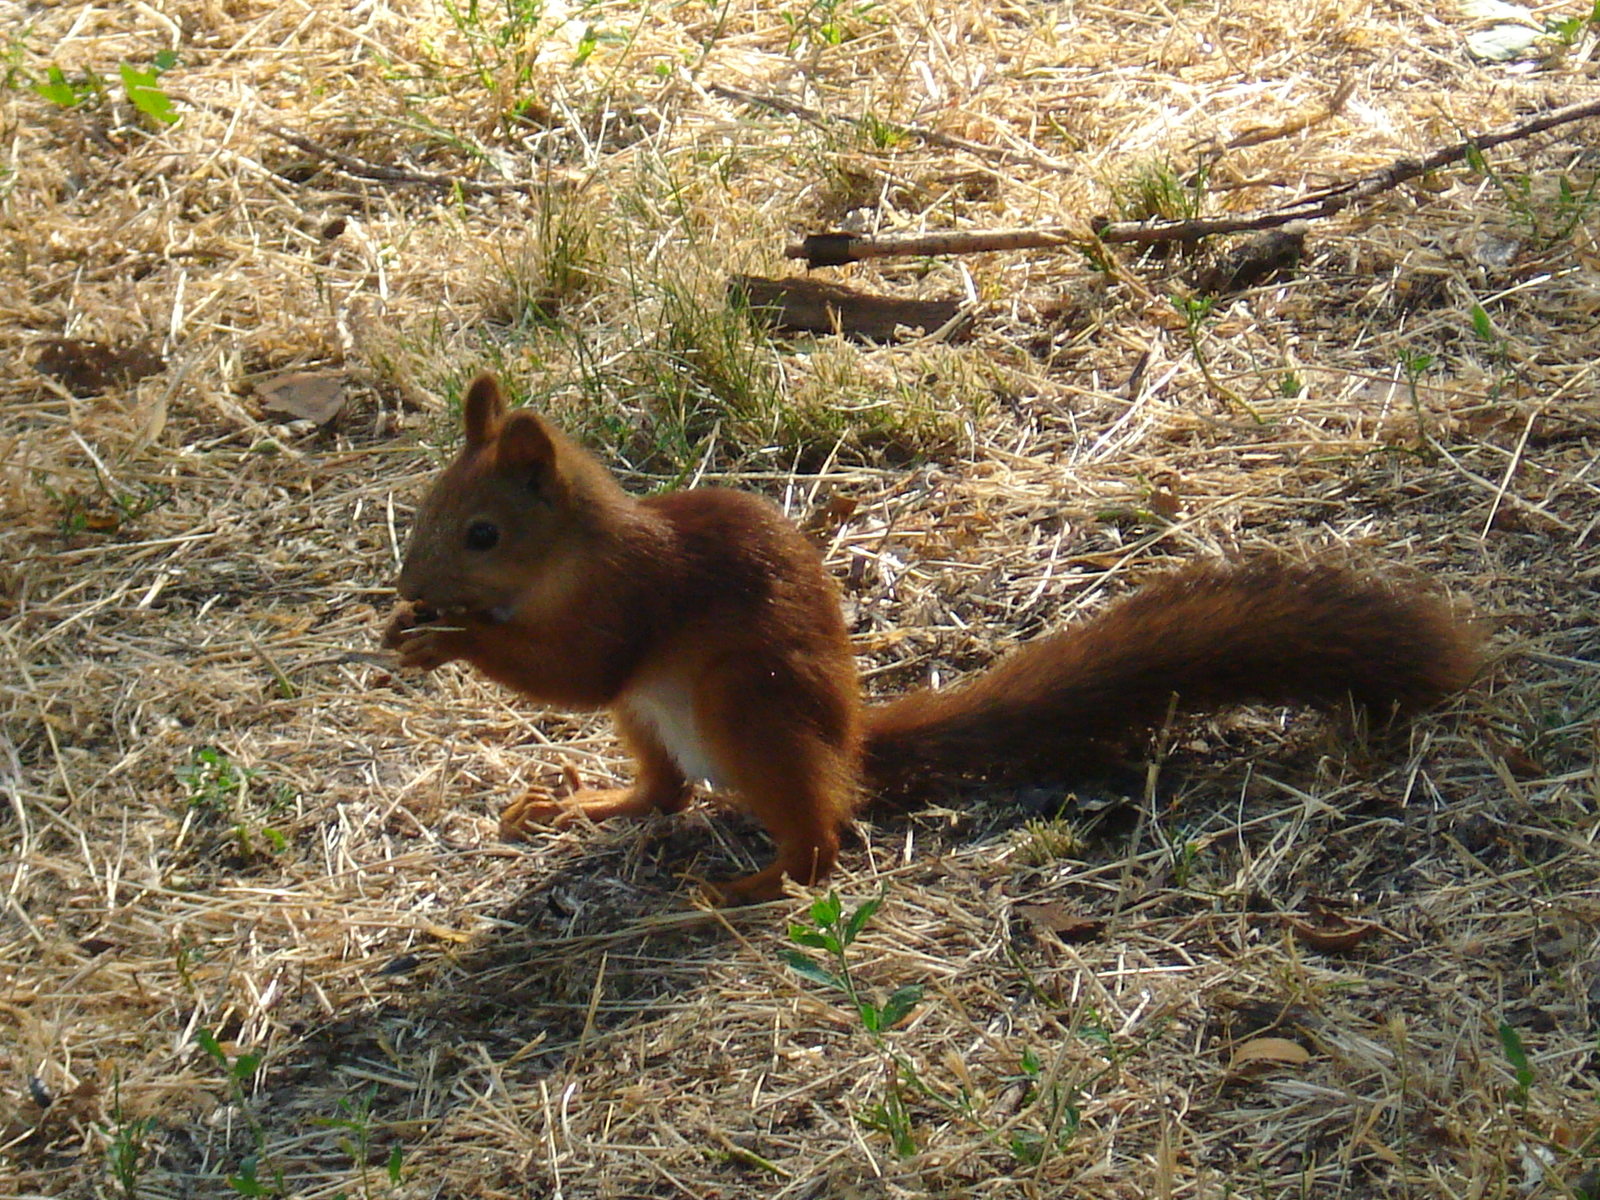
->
619;675;723;788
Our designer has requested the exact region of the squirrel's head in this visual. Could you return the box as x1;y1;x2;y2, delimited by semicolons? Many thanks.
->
394;373;614;623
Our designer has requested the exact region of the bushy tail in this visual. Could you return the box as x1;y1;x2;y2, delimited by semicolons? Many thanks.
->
862;557;1479;791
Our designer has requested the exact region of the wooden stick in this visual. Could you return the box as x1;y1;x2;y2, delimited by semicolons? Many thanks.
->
784;95;1600;265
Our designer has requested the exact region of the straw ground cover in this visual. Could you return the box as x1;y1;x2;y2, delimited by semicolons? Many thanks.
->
3;0;1599;1196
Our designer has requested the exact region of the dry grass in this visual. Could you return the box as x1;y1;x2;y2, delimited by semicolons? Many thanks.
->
3;1;1599;1197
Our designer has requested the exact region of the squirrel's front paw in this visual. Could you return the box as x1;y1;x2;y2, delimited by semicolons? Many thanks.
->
500;790;585;837
382;602;469;671
394;630;460;672
381;600;436;649
500;785;661;839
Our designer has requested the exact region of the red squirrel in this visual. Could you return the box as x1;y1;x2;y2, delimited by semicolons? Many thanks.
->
383;373;1479;903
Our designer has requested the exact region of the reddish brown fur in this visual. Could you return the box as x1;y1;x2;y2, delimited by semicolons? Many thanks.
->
385;373;1479;903
863;558;1480;790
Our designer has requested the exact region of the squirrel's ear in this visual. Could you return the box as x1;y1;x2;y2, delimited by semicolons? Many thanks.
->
462;373;508;449
496;410;557;488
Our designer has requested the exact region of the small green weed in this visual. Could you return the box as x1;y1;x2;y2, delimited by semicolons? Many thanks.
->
37;475;171;538
32;63;104;108
1173;293;1261;420
106;1117;157;1197
1013;816;1086;867
779;0;882;54
119;58;179;126
196;1028;283;1196
1498;1021;1534;1109
480;194;602;329
1464;142;1600;247
172;934;203;993
858;1083;918;1157
1546;172;1600;242
1166;836;1204;889
1466;299;1525;403
782;891;1105;1165
177;746;254;815
785;891;924;1036
29;54;178;125
114;483;172;523
1398;348;1435;383
40;482;91;537
176;746;294;863
1397;346;1436;444
1113;158;1210;224
318;1083;405;1199
783;890;925;1154
857;108;909;151
232;823;290;859
103;1078;156;1199
196;1029;263;1097
1545;14;1584;45
439;0;549;96
1543;3;1599;46
1004;1046;1082;1164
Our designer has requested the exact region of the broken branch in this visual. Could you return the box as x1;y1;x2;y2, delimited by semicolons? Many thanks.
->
785;95;1600;266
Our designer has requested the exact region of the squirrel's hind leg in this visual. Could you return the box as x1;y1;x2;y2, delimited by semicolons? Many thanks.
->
693;670;856;906
701;811;841;905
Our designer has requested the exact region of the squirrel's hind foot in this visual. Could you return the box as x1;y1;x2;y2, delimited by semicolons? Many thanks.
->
700;865;792;906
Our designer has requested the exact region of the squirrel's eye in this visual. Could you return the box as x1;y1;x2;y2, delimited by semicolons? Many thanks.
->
465;521;499;551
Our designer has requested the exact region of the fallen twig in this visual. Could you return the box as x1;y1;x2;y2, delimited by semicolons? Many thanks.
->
785;95;1600;265
790;227;1078;267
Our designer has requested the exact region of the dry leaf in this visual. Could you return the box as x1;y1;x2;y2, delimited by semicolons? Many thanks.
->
1228;1036;1312;1072
1149;488;1182;520
1289;913;1379;953
256;370;348;424
1481;731;1546;779
1017;903;1106;943
803;492;859;538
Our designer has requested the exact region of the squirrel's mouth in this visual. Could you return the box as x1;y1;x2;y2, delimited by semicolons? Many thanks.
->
410;600;515;626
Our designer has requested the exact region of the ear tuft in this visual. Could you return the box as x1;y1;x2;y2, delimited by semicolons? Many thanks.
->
463;373;508;449
497;410;558;484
